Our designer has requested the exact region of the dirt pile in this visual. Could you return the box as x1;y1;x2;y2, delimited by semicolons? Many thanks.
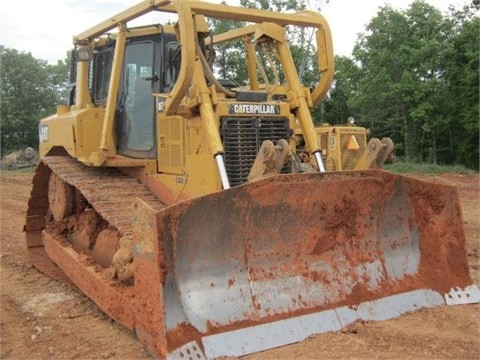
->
1;148;39;169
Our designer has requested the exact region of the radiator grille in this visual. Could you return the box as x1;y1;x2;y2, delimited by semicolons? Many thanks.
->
221;117;291;186
158;116;184;174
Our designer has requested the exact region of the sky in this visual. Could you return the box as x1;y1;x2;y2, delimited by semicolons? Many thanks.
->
0;0;473;64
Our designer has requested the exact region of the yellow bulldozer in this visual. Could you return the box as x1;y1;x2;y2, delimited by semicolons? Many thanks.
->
25;1;478;358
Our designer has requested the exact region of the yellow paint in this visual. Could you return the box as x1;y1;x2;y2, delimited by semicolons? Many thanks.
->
39;0;381;205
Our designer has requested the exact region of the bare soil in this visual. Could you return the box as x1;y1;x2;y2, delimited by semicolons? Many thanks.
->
1;170;479;359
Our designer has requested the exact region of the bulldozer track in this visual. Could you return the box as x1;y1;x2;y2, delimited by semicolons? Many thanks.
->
34;156;165;238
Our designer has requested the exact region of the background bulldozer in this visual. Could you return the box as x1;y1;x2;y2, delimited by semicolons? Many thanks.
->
25;0;479;359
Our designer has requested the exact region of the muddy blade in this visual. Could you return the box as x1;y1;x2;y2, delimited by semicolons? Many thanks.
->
153;170;479;358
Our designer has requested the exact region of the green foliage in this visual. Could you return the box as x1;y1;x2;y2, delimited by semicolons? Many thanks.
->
0;46;69;154
332;0;479;170
323;56;357;124
443;13;479;170
207;2;248;85
208;0;321;90
385;161;476;175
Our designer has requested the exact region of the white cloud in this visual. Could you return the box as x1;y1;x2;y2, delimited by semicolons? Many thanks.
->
1;0;110;62
0;0;158;62
0;0;473;63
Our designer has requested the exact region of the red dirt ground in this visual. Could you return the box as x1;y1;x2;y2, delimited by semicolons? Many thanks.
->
1;170;479;359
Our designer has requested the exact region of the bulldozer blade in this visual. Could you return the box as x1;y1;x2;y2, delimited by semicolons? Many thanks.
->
142;169;479;359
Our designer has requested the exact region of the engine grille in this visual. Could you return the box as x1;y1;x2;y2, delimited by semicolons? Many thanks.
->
221;117;291;186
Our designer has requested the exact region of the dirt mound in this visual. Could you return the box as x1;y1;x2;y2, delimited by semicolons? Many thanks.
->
1;148;39;169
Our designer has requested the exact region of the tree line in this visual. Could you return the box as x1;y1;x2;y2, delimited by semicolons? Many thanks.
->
1;0;478;169
0;46;70;153
325;1;479;169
